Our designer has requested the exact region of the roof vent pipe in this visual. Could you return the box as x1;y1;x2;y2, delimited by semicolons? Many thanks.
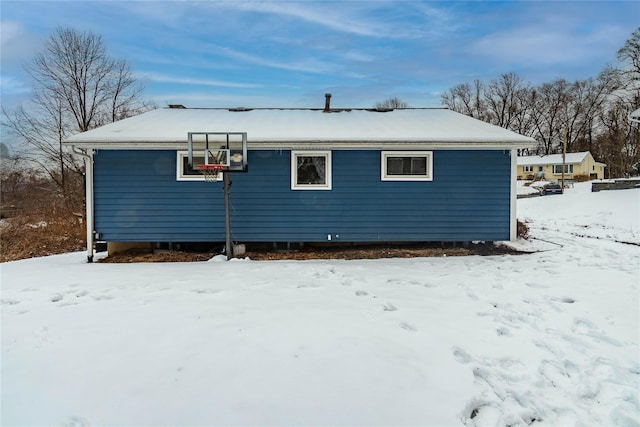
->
324;93;332;112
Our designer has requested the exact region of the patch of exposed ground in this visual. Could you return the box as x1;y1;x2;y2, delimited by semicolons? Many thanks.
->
99;242;523;263
98;249;214;263
1;215;85;263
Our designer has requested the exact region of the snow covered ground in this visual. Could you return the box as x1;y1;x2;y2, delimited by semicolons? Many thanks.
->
2;183;639;427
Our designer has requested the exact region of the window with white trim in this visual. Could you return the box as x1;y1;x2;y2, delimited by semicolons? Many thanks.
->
176;151;222;182
291;150;332;190
523;165;533;173
553;164;573;174
381;151;433;181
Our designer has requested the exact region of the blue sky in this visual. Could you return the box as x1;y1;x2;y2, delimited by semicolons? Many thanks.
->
1;1;638;110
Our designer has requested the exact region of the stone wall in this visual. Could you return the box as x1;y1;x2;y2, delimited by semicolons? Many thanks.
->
591;179;640;192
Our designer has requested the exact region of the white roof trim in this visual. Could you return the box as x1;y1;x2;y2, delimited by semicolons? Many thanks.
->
69;141;533;150
518;151;598;166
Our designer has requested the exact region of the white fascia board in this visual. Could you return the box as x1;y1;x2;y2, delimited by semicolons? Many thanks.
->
65;140;537;151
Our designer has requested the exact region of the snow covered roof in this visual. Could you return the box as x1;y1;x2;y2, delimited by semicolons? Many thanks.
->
518;151;605;166
64;107;537;149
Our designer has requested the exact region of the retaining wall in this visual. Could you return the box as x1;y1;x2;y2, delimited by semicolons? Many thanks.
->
591;179;640;192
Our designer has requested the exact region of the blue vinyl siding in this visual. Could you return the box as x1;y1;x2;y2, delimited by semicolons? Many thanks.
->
93;149;511;242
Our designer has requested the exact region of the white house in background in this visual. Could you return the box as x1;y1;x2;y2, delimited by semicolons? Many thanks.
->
517;151;606;181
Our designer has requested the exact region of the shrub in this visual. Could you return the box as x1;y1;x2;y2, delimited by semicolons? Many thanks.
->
517;220;530;240
573;174;590;182
1;162;86;262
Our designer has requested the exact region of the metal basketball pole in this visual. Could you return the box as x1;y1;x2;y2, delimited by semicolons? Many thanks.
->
223;171;233;260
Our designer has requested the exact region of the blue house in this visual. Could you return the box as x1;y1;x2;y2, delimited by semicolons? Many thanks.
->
64;100;536;261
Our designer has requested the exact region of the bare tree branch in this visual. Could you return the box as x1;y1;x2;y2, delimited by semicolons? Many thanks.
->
374;97;409;109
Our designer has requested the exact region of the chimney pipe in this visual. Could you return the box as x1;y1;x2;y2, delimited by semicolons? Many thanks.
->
324;93;332;112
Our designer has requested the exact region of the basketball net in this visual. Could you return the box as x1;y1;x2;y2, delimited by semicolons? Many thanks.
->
197;164;224;182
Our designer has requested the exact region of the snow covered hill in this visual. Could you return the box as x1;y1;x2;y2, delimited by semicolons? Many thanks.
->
2;183;638;427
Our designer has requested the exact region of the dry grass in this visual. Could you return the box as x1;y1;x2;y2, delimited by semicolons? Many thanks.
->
98;249;214;263
0;213;85;263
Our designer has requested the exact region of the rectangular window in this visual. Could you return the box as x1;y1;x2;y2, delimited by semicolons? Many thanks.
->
291;150;332;190
176;151;222;182
523;165;533;172
553;164;574;174
381;151;433;181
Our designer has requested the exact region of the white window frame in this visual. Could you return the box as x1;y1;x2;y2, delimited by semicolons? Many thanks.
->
176;151;222;182
553;164;574;174
381;151;433;181
523;165;533;173
291;150;332;190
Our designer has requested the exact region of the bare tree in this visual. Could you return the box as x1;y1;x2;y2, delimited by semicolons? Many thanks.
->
26;27;150;132
2;95;81;191
3;27;153;204
617;27;640;84
441;80;486;120
483;73;531;129
529;79;572;154
98;59;154;126
374;97;409;109
595;29;640;177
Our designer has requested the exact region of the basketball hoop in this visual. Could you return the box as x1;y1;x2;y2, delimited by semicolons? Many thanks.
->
197;164;224;182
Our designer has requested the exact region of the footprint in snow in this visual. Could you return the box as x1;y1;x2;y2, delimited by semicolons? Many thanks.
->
399;322;417;332
496;327;511;336
65;416;89;427
452;346;471;364
524;282;547;289
297;283;320;288
51;294;63;302
466;291;479;301
355;290;368;296
192;289;221;295
382;303;398;312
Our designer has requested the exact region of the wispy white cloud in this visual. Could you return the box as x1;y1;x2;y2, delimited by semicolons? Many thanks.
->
471;25;626;67
0;20;41;68
468;8;631;70
203;43;339;74
138;72;262;89
1;20;23;42
149;92;305;108
215;1;427;39
0;75;31;95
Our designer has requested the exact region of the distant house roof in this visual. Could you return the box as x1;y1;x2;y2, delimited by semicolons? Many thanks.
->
518;151;606;166
64;107;537;150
